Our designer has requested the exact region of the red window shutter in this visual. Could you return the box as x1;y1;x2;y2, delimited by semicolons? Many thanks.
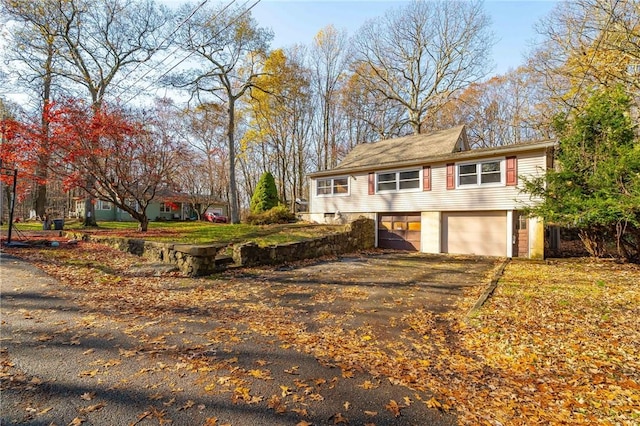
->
506;156;517;186
423;166;431;191
446;163;455;190
368;172;374;195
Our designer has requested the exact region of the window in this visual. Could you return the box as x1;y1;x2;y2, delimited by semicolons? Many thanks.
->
376;169;420;192
458;159;503;186
126;199;140;213
316;177;349;196
160;203;172;213
96;200;111;210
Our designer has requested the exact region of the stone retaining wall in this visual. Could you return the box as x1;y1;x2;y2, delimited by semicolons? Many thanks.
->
65;217;375;276
233;218;375;267
64;232;228;277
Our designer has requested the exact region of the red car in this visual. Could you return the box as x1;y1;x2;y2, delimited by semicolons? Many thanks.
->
204;211;228;223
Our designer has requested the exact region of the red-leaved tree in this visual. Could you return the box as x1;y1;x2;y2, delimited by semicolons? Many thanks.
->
45;99;186;232
0;113;42;209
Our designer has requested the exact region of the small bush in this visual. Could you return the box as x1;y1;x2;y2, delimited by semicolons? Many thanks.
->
246;205;296;225
250;172;279;214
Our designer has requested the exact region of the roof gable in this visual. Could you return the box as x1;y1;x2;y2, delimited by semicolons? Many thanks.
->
334;125;468;171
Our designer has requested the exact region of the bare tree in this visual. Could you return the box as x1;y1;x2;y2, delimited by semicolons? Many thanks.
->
1;0;65;218
352;0;494;135
530;0;639;111
174;2;272;224
54;0;173;107
179;103;230;218
2;0;173;226
309;25;350;170
424;68;549;147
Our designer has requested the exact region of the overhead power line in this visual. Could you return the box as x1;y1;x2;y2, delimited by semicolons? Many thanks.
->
120;0;262;107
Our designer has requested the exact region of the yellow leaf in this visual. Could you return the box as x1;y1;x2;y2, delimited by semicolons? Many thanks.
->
425;397;442;410
359;380;379;389
280;385;292;397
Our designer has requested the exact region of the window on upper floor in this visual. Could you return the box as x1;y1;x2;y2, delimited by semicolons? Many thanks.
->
457;159;503;187
376;169;420;192
316;177;349;196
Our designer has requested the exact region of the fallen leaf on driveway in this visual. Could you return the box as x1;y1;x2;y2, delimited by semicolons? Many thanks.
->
330;412;348;424
78;403;105;414
385;399;402;417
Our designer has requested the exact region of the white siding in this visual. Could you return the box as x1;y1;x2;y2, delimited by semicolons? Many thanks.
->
309;151;547;215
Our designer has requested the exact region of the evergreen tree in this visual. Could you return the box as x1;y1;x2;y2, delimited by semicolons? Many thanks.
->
523;85;640;260
250;172;279;214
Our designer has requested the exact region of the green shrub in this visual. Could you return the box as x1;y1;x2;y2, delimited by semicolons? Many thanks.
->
250;172;279;214
246;205;296;225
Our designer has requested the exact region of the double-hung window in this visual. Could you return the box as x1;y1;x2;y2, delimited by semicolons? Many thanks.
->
458;159;503;187
376;170;420;192
316;177;349;196
96;200;111;210
160;203;172;213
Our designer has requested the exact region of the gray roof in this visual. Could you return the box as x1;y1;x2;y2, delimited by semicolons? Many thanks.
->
309;126;556;178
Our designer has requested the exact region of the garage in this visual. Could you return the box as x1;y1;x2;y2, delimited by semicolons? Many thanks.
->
378;213;421;250
442;211;507;257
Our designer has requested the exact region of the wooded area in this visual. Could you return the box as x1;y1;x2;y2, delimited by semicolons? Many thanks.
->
0;0;638;256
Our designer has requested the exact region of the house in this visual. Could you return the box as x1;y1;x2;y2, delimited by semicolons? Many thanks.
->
307;125;555;259
73;191;228;222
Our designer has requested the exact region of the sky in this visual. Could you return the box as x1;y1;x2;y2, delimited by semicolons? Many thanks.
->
248;0;559;76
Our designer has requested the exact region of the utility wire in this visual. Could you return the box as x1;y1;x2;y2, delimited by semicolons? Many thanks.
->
120;0;262;107
113;0;212;100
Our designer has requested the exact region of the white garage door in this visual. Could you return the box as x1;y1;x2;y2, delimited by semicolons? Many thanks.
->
442;211;507;257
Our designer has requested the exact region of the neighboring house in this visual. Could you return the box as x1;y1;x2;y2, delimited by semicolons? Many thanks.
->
307;125;555;259
74;192;228;222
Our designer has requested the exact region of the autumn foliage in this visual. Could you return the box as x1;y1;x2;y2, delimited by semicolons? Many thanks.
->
1;99;185;231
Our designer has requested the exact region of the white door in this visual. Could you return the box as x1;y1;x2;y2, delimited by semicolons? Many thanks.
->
442;211;507;257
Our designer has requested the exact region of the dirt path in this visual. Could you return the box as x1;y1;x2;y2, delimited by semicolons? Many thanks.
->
1;247;498;425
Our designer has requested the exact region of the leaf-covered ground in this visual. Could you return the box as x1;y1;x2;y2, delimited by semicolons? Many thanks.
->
456;259;640;425
2;241;639;425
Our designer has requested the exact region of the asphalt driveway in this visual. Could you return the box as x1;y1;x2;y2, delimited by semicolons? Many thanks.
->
1;247;499;425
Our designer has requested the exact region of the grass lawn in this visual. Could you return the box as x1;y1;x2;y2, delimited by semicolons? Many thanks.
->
3;219;343;246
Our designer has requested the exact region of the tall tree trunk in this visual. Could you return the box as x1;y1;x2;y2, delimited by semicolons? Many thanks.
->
138;215;149;232
34;46;54;219
227;98;239;224
83;178;97;227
